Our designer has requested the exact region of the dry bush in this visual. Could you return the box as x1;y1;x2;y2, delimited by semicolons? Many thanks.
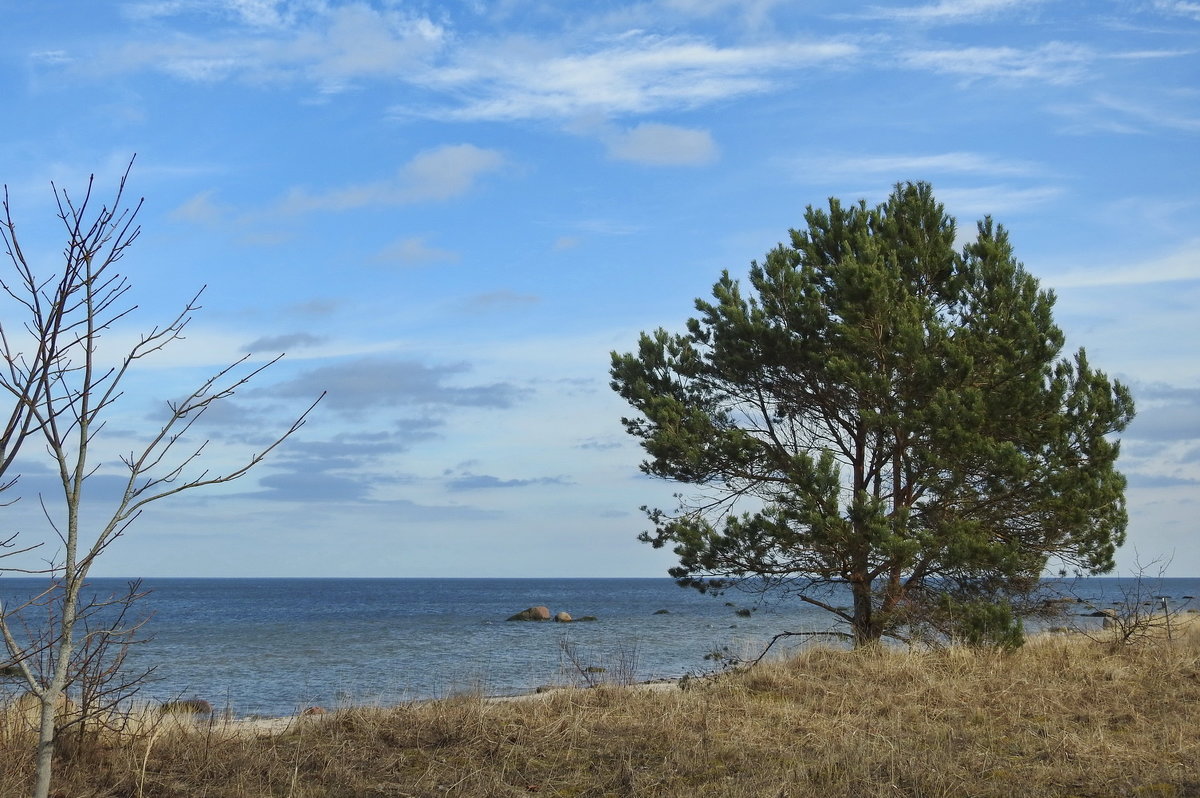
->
1;627;1197;797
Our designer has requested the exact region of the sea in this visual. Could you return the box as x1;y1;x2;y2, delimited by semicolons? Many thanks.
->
1;576;1197;718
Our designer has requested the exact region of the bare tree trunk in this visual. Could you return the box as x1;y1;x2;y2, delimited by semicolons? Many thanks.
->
32;689;60;798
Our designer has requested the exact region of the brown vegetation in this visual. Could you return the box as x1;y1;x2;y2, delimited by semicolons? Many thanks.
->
2;624;1198;797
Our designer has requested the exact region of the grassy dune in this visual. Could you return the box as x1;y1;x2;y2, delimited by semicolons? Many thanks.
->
2;623;1198;797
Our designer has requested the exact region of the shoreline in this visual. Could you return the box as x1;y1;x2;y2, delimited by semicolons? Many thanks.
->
215;675;690;735
188;617;1200;735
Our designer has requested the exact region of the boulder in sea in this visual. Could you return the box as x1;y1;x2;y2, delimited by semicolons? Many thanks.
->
653;609;670;615
507;606;552;622
554;612;573;622
575;616;598;622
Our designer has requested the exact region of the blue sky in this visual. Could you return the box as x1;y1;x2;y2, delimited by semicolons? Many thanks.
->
0;0;1197;578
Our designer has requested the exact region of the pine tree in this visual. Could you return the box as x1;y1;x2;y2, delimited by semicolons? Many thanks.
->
610;182;1134;646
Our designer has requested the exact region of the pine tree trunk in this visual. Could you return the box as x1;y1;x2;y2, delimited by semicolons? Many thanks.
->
851;579;880;646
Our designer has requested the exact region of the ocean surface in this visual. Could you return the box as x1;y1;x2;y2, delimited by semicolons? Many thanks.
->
2;576;1197;718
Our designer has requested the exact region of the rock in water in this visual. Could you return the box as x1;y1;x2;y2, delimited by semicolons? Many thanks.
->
554;612;573;622
507;606;551;621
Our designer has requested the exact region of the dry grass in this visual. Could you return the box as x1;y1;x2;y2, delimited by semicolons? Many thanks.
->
3;624;1199;797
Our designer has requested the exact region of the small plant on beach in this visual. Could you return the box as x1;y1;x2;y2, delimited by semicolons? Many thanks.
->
1072;558;1193;648
0;161;321;798
559;639;641;688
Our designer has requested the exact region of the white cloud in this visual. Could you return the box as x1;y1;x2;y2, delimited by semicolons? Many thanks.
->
1046;239;1200;288
53;7;858;118
1109;49;1197;61
1154;0;1200;21
805;151;1042;181
124;0;292;27
108;4;446;90
123;0;291;27
604;123;718;166
279;144;505;213
861;0;1042;23
294;5;446;91
407;34;859;121
30;50;73;65
901;42;1094;84
935;184;1064;216
1048;86;1200;136
225;0;290;28
1089;93;1200;134
661;0;786;28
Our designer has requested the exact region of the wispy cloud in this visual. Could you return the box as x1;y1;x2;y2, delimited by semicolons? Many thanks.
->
71;7;858;119
106;4;447;90
935;184;1064;216
403;34;859;121
575;436;623;451
1125;401;1200;443
1124;472;1200;488
243;332;326;352
859;0;1042;23
901;42;1094;84
268;357;529;416
661;0;787;29
1047;239;1200;288
246;428;446;503
1087;92;1200;134
804;151;1043;181
30;50;73;66
445;473;572;491
123;1;295;28
278;144;505;213
1153;0;1200;22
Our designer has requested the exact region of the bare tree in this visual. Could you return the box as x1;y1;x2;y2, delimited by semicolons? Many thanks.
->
1070;556;1193;649
0;160;321;798
3;579;157;751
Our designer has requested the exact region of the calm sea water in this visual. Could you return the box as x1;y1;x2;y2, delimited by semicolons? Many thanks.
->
2;576;1197;717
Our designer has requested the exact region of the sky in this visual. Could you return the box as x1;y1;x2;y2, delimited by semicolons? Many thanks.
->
0;0;1197;578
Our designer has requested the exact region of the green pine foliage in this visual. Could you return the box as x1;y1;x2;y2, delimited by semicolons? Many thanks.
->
610;182;1134;646
937;596;1026;652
